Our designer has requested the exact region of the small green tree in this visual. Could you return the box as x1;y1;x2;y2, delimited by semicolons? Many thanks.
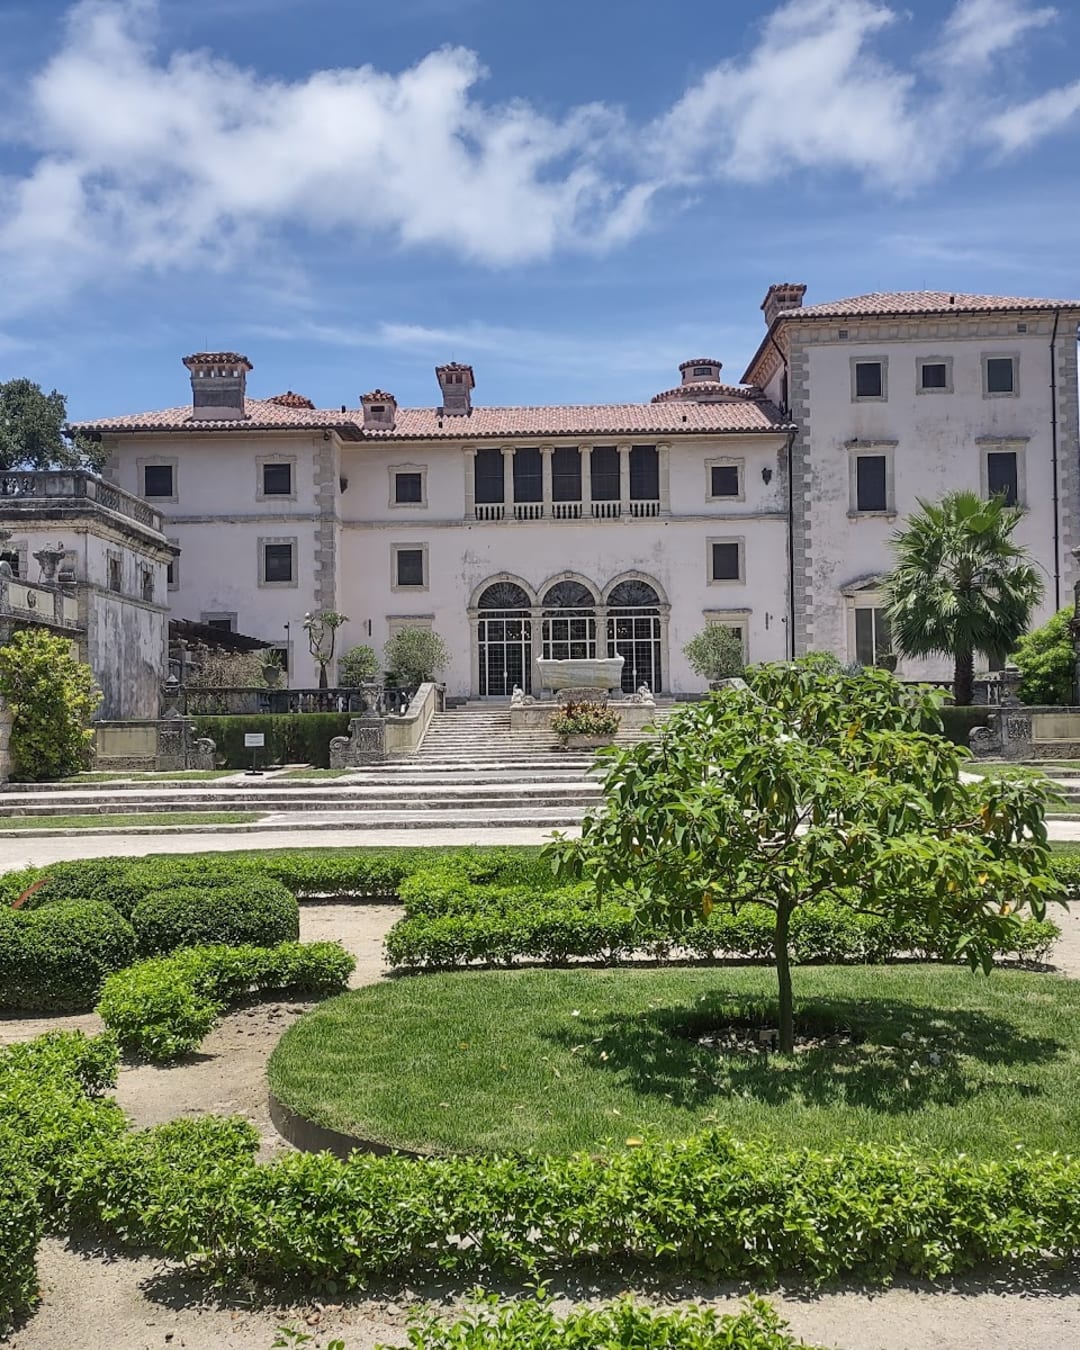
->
1013;608;1075;706
547;664;1060;1054
338;644;380;687
0;379;105;472
383;629;449;686
302;611;348;689
0;629;101;780
883;491;1043;705
682;625;745;683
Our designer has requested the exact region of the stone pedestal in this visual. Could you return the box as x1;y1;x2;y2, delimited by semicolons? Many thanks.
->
330;713;386;767
969;708;1033;760
155;713;216;771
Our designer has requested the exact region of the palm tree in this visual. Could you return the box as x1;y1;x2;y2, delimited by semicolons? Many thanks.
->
882;491;1043;706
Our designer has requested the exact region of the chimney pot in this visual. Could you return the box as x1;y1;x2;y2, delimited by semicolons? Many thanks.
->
761;283;807;328
361;389;397;431
435;362;474;415
182;352;252;420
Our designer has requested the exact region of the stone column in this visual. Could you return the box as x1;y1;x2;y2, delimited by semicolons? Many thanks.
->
657;441;671;514
502;447;515;518
540;445;554;518
463;448;477;520
579;445;592;516
618;443;631;518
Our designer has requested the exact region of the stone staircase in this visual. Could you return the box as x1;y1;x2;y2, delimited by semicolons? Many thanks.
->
0;701;676;832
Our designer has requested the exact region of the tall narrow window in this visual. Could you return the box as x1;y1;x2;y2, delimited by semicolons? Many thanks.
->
855;455;888;512
987;451;1018;506
513;448;542;503
591;446;620;501
629;445;659;500
395;548;425;587
551;447;581;501
855;608;891;666
474;448;504;504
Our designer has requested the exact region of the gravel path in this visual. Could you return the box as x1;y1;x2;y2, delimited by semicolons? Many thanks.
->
5;858;1080;1348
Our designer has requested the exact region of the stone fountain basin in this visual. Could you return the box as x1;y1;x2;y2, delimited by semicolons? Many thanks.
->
537;656;624;692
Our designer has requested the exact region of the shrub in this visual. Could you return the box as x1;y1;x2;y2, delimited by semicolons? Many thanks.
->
131;879;299;956
398;1294;819;1350
0;628;101;781
382;628;449;686
939;705;994;746
0;901;137;1011
683;624;746;683
97;941;355;1061
191;714;351;769
1014;608;1075;706
0;1161;39;1334
338;644;379;687
550;701;621;739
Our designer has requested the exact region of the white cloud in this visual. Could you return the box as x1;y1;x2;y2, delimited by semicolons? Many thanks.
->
0;0;1078;315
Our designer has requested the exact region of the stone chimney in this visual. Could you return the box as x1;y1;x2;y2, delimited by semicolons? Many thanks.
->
436;362;474;415
182;352;252;420
679;358;722;386
361;390;397;431
761;283;807;327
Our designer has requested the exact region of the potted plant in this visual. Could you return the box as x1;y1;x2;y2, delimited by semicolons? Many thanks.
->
551;700;622;749
683;624;745;690
260;650;284;687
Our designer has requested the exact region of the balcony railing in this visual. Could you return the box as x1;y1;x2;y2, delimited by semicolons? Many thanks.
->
513;502;544;521
591;500;621;519
166;685;419;717
468;497;663;522
0;469;164;533
474;503;505;521
630;499;661;518
551;502;582;520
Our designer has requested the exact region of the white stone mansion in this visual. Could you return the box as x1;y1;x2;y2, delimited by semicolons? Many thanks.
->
74;285;1080;697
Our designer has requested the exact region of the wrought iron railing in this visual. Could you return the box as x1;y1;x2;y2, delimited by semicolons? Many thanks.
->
163;684;420;718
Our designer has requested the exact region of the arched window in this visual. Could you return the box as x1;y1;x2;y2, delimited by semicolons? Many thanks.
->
542;580;597;661
607;578;662;693
477;581;532;696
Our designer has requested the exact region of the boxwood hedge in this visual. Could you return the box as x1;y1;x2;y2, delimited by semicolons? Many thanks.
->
131;879;299;956
0;901;137;1011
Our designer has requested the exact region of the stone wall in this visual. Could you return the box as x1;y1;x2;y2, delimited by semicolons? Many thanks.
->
0;696;11;784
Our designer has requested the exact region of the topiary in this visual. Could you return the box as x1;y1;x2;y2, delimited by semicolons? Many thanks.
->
130;880;299;956
0;901;137;1011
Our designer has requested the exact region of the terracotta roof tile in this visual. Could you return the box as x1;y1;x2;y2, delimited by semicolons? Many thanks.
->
74;396;792;439
781;291;1080;320
651;381;760;404
268;391;315;409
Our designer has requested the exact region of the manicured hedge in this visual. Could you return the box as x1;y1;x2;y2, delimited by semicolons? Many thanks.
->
0;901;137;1011
0;1162;40;1333
131;880;299;956
399;1295;820;1350
96;941;355;1061
191;713;350;768
385;874;1061;971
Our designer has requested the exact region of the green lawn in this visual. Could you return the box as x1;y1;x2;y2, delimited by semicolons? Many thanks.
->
268;965;1080;1159
962;763;1049;780
0;811;264;831
279;768;354;779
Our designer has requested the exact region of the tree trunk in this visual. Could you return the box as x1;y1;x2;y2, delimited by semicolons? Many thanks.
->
318;664;329;690
953;646;975;707
773;900;794;1055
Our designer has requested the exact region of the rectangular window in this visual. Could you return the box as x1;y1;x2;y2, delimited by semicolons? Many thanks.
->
711;542;742;582
263;543;294;584
710;464;741;498
269;644;289;675
141;567;154;603
551;447;581;502
987;451;1018;507
986;357;1015;394
0;550;19;578
629;445;659;501
394;471;423;504
262;463;292;496
854;362;883;399
591;446;620;501
920;362;947;389
855;455;888;512
513;447;542;503
855;608;891;666
143;464;174;498
205;617;235;633
108;556;122;593
395;548;425;587
166;560;175;587
474;448;504;504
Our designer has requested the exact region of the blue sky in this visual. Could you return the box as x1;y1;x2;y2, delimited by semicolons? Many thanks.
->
1;0;1079;420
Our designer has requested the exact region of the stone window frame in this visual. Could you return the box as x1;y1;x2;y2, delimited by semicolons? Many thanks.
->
705;456;745;503
166;538;179;591
0;540;28;579
137;456;179;503
846;441;897;518
256;454;297;502
977;437;1028;509
258;535;298;589
849;354;888;403
200;611;238;632
706;535;745;586
391;542;429;592
388;463;428;510
982;351;1020;399
916;354;954;395
701;607;750;662
106;548;124;595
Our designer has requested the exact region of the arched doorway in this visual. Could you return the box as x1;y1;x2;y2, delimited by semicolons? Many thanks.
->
607;578;662;693
541;579;598;662
477;581;532;696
